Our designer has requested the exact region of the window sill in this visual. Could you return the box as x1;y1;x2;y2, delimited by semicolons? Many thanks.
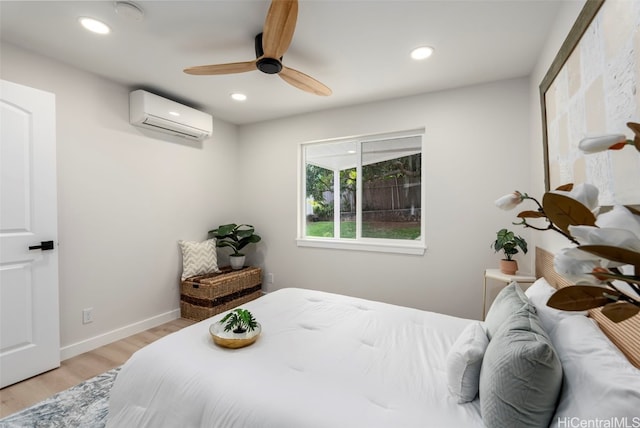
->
296;238;426;255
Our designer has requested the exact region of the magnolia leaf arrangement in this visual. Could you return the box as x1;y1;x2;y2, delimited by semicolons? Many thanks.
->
494;122;640;323
220;308;258;334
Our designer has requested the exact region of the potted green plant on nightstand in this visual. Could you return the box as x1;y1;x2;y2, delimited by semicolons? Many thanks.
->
490;228;528;275
208;223;262;270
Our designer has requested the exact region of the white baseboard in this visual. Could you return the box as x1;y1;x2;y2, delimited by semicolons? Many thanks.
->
60;309;181;361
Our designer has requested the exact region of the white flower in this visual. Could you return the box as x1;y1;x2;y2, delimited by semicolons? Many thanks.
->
555;205;640;284
597;205;640;238
579;134;627;153
570;226;640;253
552;183;600;216
569;206;640;253
494;191;523;210
553;247;602;285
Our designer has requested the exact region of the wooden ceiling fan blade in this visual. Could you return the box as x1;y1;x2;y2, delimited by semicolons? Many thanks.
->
262;0;298;59
279;66;332;96
184;60;257;76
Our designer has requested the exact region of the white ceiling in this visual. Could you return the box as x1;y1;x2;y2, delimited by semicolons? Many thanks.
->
0;0;562;125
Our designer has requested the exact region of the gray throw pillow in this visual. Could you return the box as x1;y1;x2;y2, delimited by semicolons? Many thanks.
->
484;281;534;339
479;309;563;428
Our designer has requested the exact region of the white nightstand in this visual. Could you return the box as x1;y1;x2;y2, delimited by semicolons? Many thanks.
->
483;269;536;320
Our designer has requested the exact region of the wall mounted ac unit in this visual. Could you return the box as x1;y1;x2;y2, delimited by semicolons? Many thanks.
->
129;90;213;141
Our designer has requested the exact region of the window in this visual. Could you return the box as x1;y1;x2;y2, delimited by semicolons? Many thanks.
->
298;129;425;255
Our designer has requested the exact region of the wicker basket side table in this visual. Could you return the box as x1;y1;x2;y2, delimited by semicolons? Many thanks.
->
180;266;262;321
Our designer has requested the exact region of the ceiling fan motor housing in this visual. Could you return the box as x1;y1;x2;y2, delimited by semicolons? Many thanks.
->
257;57;282;74
255;33;283;74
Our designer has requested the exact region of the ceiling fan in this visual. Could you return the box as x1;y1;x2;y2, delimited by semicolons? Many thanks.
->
184;0;332;96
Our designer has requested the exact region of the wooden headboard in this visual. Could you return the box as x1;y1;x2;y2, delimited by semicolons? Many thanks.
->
535;247;640;369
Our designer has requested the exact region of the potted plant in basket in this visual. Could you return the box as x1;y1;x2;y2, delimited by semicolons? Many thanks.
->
208;223;261;270
490;228;528;275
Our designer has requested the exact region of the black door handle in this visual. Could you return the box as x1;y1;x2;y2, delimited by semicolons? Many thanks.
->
29;241;54;251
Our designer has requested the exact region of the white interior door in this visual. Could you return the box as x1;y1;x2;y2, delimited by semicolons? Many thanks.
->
0;80;60;388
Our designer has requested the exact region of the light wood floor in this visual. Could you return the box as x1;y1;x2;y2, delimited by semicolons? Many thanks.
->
0;317;195;418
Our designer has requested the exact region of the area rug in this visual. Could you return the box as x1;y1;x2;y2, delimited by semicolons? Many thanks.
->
0;367;120;428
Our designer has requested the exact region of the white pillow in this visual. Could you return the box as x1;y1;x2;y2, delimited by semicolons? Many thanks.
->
549;315;640;426
446;321;489;403
524;277;587;334
178;239;220;280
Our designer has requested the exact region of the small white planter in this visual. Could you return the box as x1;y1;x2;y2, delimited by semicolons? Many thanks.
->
229;255;246;270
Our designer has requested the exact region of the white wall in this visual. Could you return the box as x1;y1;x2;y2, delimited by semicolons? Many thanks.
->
1;6;580;355
528;0;587;254
1;43;239;358
239;78;532;320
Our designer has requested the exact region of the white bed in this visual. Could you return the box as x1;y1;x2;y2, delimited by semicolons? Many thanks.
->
108;249;640;428
107;287;485;428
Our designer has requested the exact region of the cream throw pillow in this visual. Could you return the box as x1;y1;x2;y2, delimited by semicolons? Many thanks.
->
179;239;220;280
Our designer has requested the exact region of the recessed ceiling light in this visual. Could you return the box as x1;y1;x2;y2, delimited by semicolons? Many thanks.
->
231;93;247;102
411;46;434;60
79;17;111;34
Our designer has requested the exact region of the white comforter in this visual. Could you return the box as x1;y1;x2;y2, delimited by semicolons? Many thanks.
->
107;288;484;428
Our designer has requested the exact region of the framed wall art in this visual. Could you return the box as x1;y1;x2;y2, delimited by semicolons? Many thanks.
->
539;0;640;206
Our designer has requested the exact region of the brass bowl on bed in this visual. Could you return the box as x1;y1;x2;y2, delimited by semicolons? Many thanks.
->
209;322;261;349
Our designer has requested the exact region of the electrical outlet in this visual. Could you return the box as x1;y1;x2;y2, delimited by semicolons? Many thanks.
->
267;273;274;284
82;308;93;324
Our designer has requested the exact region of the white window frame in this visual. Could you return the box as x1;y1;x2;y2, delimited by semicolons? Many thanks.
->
297;128;426;255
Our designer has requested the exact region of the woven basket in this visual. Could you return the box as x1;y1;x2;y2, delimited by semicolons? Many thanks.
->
180;266;262;321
